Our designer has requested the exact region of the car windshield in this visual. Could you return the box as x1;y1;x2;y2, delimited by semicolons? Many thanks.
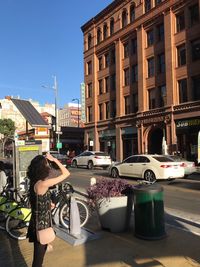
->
95;152;109;156
167;155;183;161
152;156;174;162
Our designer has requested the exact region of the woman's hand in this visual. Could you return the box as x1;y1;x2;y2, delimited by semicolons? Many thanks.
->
45;153;56;162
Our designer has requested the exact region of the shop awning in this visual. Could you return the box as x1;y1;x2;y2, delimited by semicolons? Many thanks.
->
11;98;50;128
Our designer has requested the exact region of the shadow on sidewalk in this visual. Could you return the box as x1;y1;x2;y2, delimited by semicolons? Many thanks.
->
83;210;200;267
0;231;28;267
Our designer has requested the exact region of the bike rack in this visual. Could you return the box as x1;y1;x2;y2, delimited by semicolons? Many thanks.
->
54;225;101;246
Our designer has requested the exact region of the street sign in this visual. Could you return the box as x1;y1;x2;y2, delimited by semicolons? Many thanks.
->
56;142;62;149
56;131;63;135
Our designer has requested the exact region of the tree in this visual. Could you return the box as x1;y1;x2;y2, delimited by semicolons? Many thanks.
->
0;118;15;137
0;119;16;157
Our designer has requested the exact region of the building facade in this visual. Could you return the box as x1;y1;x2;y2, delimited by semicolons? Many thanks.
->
81;0;200;162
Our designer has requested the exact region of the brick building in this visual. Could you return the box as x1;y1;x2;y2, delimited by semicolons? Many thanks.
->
81;0;200;162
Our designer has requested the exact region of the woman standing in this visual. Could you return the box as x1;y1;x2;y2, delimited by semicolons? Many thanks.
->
27;153;70;267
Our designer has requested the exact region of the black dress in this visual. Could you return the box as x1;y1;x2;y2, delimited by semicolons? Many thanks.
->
27;187;52;243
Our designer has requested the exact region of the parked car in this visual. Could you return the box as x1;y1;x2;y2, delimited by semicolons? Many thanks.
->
109;154;185;182
48;151;68;167
71;151;111;169
165;155;196;177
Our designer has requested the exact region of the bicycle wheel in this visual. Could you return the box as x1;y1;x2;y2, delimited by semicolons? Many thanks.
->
59;199;89;229
6;216;29;240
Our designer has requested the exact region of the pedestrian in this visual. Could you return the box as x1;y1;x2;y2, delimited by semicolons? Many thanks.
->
0;161;7;192
27;153;70;267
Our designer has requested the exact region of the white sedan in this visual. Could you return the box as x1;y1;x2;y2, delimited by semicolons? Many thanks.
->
165;155;196;177
109;154;185;182
71;151;111;169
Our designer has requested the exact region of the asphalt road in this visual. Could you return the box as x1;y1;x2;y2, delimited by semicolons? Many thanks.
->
67;167;200;235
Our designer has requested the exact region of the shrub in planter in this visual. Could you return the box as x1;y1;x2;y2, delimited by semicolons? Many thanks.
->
87;178;134;232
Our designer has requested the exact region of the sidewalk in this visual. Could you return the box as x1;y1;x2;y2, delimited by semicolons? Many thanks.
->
0;210;200;267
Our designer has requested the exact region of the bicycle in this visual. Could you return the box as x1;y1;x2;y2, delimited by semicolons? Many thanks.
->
0;185;31;240
4;182;89;240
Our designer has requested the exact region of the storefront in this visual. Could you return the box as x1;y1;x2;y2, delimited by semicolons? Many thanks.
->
98;129;116;160
176;118;200;163
121;127;138;159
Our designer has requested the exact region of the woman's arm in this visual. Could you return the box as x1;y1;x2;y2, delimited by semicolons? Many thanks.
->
35;153;70;194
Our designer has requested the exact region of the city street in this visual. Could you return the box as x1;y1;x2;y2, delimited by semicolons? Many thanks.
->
67;167;200;235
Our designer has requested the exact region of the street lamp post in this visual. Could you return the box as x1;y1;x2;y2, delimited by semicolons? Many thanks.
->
42;75;59;151
72;98;80;128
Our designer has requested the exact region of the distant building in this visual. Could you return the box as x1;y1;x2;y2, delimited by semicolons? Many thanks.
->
59;103;84;128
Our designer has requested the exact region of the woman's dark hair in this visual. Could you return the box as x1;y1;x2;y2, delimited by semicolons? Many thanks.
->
0;161;5;171
27;155;50;186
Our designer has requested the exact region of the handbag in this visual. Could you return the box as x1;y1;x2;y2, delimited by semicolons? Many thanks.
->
37;227;55;245
36;194;55;245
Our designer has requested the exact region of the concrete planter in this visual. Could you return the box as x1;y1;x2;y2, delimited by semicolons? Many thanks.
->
96;196;129;233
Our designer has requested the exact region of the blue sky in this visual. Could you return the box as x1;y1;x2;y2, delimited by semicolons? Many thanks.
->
0;0;113;107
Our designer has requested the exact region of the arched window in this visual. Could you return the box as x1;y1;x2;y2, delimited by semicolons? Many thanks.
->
103;23;108;40
88;33;92;50
122;10;127;28
130;4;135;23
97;28;102;44
110;18;114;35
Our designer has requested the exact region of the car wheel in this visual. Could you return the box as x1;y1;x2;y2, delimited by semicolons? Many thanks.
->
88;161;94;170
72;160;77;168
144;170;156;182
111;167;119;178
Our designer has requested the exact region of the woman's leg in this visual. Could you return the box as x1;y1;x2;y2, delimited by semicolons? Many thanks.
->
32;241;47;267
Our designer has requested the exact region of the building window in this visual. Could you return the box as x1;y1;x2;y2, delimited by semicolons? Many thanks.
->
177;44;186;66
131;64;138;83
87;61;92;75
148;88;156;109
192;75;200;101
111;100;116;118
131;38;137;54
88;34;92;50
155;0;162;5
124;42;129;58
87;83;92;98
98;79;103;95
99;103;103;120
132;93;138;113
105;77;109;93
147;29;154;47
97;28;102;44
191;39;200;61
157;53;165;73
110;48;116;65
98;56;103;71
189;3;199;26
105;53;109;68
130;5;135;23
110;73;116;90
124;68;130;86
122;10;127;28
87;106;92;122
178;79;188;103
158;85;166;107
124;96;130;114
147;57;154;77
157;23;164;42
110;18;114;35
105;102;110;119
103;23;108;40
176;12;185;32
145;0;151;13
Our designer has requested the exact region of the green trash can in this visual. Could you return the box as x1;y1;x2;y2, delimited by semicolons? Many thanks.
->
133;183;166;240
